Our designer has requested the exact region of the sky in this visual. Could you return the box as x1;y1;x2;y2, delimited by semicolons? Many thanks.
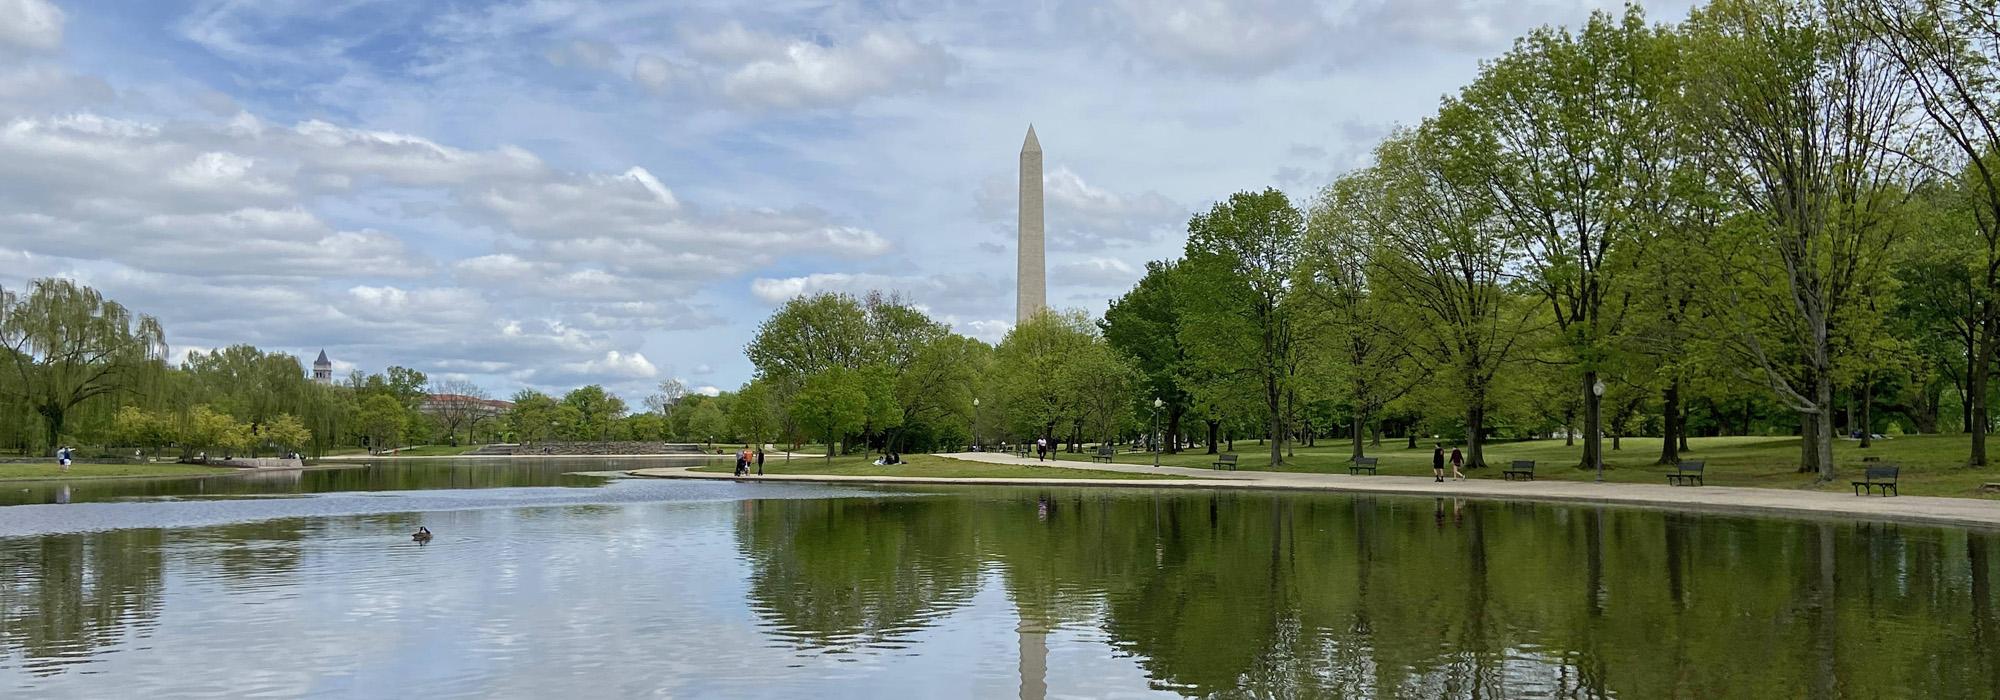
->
0;0;1699;404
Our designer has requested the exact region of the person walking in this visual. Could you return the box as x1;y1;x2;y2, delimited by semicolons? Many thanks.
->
755;448;765;476
1036;437;1047;461
1431;445;1445;483
733;449;748;477
1449;446;1466;481
57;446;72;472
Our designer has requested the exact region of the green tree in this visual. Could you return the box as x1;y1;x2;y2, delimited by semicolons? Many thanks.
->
1304;176;1420;460
181;405;252;458
561;385;627;440
1681;0;1923;480
748;293;873;381
110;405;173;459
1102;261;1192;452
355;394;407;453
1854;0;2000;465
1452;6;1680;470
791;368;868;462
0;279;166;453
1179;188;1306;467
1361;124;1541;469
261;414;313;455
731;379;780;447
992;311;1099;445
505;390;560;444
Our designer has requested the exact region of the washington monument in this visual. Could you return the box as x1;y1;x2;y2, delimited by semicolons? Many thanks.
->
1017;125;1045;324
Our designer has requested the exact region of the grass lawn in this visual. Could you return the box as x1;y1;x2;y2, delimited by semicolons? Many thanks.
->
690;453;1179;480
1044;434;2000;498
0;462;239;481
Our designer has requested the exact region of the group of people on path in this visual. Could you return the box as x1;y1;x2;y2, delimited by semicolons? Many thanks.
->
733;447;765;477
1432;445;1466;483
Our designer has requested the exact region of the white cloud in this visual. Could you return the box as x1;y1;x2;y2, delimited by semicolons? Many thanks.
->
719;31;956;109
978;166;1186;249
0;0;63;52
631;54;690;92
1111;0;1326;75
562;350;660;380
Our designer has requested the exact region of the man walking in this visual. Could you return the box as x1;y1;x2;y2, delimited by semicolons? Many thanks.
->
1035;437;1047;461
1431;445;1445;483
755;448;765;476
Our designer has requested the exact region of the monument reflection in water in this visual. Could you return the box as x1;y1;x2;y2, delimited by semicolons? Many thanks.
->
2;485;1997;698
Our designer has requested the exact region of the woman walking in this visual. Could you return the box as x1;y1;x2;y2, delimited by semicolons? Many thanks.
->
1431;445;1445;483
1449;446;1466;481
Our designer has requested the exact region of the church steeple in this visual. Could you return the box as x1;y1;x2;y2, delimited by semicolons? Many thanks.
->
312;350;333;384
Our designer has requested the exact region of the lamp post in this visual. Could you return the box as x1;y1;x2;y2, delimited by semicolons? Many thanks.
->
1151;397;1164;468
973;398;981;451
1592;379;1607;482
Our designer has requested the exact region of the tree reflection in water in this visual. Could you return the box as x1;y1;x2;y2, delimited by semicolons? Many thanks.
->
735;489;2000;699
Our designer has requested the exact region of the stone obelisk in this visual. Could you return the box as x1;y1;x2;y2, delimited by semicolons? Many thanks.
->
1017;125;1045;324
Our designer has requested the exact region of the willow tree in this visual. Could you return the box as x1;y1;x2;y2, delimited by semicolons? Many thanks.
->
1681;0;1923;480
1852;0;2000;466
0;279;167;453
1360;123;1541;469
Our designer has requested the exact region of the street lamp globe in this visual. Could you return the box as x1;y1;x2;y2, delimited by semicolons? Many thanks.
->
1592;380;1606;397
1153;397;1164;409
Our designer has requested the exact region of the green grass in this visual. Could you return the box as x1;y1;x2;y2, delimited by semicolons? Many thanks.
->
1041;434;2000;498
690;453;1179;480
0;462;239;481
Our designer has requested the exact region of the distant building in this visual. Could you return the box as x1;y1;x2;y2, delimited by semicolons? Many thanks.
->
420;394;514;417
312;350;333;384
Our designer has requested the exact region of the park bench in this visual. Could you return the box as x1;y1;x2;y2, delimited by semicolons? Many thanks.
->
1348;456;1378;475
1091;445;1116;463
1852;465;1900;497
1013;444;1032;458
1212;453;1238;471
1666;460;1705;486
1503;460;1536;481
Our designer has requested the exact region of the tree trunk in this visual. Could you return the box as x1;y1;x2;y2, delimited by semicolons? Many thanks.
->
1167;407;1182;455
1659;382;1682;465
1972;340;1990;466
37;405;63;457
1206;420;1219;455
1564;406;1575;447
1859;374;1874;449
1351;410;1367;460
1406;426;1417;449
1580;372;1601;470
1465;404;1487;469
1265;372;1283;466
1813;378;1836;482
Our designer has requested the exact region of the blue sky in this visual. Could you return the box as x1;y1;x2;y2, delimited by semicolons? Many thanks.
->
0;0;1696;403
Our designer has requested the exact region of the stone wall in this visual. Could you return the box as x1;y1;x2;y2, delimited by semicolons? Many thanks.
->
468;442;709;456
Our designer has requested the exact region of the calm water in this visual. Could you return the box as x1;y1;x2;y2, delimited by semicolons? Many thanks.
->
1;463;1997;699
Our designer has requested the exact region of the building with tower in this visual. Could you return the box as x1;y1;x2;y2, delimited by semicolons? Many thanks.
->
312;350;333;384
1017;125;1045;324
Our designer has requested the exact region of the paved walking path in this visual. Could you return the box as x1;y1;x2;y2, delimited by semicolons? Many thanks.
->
627;451;2000;529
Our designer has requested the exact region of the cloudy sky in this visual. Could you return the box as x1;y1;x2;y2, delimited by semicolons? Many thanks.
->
0;0;1698;402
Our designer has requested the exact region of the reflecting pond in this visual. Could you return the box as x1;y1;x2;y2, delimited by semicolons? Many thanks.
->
1;471;1996;698
0;456;713;507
